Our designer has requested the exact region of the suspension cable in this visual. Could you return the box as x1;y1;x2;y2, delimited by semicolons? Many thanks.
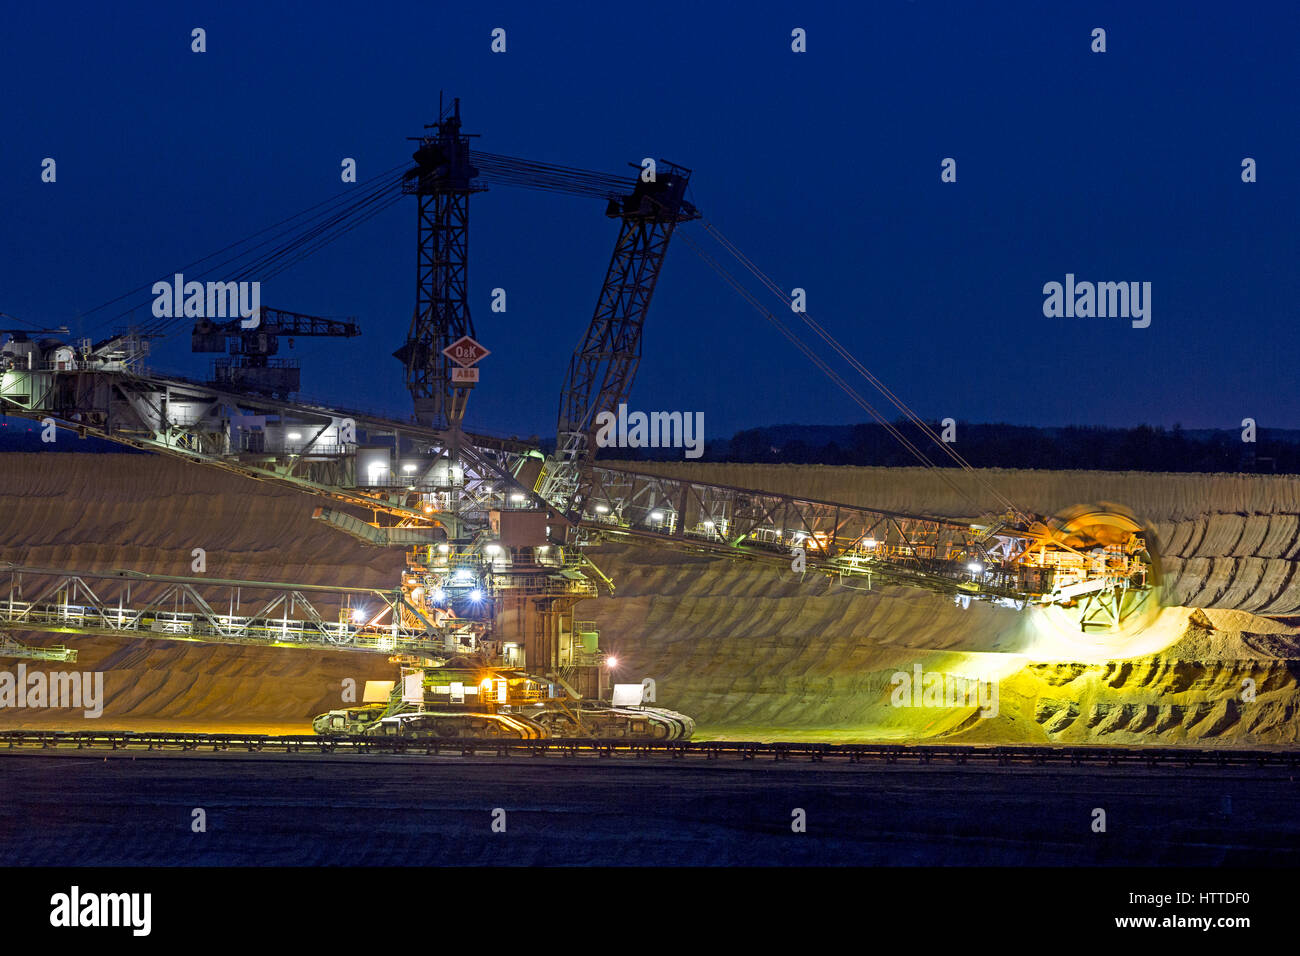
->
140;170;406;337
88;166;409;339
678;232;989;513
697;222;1028;522
470;150;633;200
84;163;409;326
84;151;633;342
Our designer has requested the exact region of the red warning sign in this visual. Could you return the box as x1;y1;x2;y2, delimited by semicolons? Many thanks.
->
442;336;490;367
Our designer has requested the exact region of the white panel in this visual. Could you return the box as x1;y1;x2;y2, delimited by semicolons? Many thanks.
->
362;680;395;704
402;673;423;704
612;683;644;707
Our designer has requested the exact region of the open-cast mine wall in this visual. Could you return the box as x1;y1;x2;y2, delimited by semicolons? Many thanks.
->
0;454;1296;745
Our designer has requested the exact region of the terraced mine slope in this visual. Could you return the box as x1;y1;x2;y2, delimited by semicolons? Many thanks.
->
1;454;1298;745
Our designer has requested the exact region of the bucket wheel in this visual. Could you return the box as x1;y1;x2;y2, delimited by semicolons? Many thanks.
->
1037;504;1160;637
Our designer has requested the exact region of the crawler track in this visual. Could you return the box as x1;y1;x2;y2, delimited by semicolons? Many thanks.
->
2;730;1298;767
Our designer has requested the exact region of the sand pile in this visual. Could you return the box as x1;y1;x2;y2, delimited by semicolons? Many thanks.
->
1;453;1297;745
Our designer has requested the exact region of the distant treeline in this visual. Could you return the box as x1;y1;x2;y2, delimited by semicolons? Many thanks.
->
599;422;1300;473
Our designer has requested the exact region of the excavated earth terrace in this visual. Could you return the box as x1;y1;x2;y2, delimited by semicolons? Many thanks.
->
1;453;1298;747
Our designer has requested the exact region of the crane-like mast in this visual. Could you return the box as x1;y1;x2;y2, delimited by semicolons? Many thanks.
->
191;306;360;398
393;98;484;429
544;163;699;515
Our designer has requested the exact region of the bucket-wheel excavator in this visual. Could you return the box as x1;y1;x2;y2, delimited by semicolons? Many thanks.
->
0;101;1153;740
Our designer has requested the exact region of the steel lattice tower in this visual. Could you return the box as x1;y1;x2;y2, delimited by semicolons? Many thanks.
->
546;164;697;513
395;99;484;428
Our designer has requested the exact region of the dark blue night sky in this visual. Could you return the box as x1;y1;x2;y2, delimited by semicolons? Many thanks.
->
4;2;1298;440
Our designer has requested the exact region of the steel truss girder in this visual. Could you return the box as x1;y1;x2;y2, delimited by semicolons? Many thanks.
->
2;358;1144;612
568;464;1039;601
0;564;473;656
548;170;697;513
0;368;551;531
1073;583;1149;631
0;634;78;662
555;215;679;460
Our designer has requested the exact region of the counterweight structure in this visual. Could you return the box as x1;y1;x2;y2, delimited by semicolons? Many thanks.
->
192;306;360;398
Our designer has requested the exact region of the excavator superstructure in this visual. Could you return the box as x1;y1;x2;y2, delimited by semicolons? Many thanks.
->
0;102;1154;738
